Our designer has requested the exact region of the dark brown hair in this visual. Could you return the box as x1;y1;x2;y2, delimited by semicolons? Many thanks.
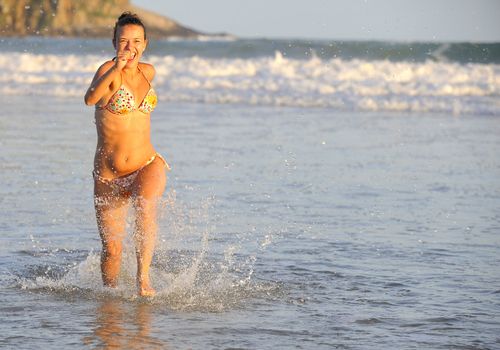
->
113;12;147;44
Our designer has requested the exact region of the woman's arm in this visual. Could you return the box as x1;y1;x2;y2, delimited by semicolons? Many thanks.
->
84;61;120;106
85;50;133;106
85;50;133;105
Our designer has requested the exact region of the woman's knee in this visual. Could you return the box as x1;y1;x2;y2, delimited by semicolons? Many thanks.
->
103;240;123;258
134;195;160;221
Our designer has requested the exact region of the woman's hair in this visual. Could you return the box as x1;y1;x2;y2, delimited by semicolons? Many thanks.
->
113;12;147;43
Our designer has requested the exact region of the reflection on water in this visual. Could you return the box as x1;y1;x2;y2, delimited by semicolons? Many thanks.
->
84;300;167;349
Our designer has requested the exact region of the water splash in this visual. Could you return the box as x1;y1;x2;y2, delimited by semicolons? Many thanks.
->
13;191;285;312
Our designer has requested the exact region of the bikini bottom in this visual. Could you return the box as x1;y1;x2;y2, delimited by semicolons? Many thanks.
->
93;153;169;201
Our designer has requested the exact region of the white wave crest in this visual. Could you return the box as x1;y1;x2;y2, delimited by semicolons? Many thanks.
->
0;51;498;115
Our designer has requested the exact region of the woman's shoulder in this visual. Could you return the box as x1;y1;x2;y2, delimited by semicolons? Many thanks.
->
100;59;116;68
139;62;156;81
95;60;116;77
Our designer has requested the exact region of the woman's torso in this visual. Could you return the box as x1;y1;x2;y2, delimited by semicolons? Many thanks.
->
93;62;157;178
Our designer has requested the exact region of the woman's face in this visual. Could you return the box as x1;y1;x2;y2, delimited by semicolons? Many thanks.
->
114;24;147;66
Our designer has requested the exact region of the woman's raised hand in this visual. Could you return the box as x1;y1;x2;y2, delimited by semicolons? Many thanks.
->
115;49;132;70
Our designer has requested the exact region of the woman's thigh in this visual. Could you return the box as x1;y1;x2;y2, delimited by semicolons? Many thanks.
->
94;179;130;242
132;157;167;200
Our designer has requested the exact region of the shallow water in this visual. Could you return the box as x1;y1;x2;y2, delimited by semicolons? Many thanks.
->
1;95;500;349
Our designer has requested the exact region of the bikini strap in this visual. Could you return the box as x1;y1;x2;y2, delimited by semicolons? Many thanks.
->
98;62;122;109
137;65;152;86
109;57;123;87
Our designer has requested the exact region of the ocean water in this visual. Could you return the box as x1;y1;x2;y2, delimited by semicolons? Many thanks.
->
1;37;499;114
0;37;500;349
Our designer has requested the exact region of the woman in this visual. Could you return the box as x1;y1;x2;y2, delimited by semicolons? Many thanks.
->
84;12;169;297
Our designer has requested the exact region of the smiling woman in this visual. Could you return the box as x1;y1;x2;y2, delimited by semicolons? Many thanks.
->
84;12;170;297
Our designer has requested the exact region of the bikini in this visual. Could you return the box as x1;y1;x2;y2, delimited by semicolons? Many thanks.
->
98;65;158;115
93;66;170;194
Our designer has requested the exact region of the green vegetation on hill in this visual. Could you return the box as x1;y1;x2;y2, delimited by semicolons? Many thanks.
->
0;0;200;37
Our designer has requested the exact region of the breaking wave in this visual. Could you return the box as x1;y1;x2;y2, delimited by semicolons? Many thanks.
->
0;50;498;115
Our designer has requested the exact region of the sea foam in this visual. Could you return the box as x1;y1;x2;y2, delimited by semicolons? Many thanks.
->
0;51;498;115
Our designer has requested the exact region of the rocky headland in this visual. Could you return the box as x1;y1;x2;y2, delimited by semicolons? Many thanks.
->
0;0;205;38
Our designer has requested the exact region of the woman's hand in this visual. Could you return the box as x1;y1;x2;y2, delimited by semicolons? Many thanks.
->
115;49;132;71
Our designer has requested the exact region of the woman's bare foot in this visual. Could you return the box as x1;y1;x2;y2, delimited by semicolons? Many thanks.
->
138;280;156;297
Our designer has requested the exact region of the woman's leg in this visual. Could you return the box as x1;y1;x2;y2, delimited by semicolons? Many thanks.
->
132;157;167;296
94;181;129;287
